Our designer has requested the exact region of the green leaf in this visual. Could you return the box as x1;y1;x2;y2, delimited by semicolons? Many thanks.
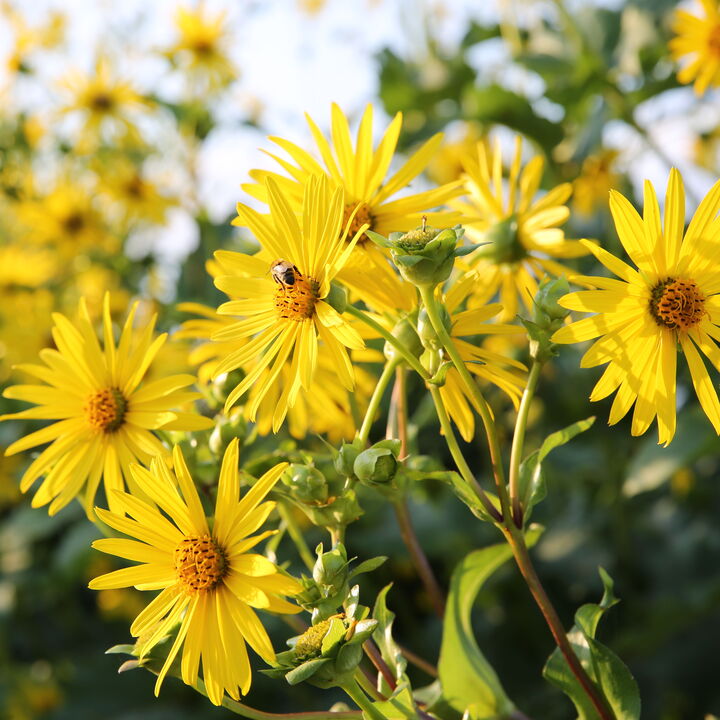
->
372;584;407;681
542;568;640;720
349;556;388;578
463;84;564;152
438;527;542;718
518;417;595;522
363;684;417;719
285;658;331;685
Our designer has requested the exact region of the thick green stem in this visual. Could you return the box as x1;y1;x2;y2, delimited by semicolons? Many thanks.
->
278;502;315;572
508;360;542;527
342;679;385;720
359;359;399;445
345;305;429;380
419;286;511;520
192;677;361;719
429;385;501;523
501;527;615;720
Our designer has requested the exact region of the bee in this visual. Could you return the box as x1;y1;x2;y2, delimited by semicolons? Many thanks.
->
270;259;300;288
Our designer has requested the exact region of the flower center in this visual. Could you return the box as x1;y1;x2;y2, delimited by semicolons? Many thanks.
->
174;534;227;593
342;202;374;243
274;270;320;321
90;91;115;112
63;212;86;234
708;24;720;56
85;388;127;432
650;278;706;331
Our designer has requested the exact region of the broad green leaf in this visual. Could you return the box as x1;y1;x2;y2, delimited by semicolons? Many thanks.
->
539;416;596;463
349;556;388;578
543;568;640;720
437;526;542;719
363;684;417;720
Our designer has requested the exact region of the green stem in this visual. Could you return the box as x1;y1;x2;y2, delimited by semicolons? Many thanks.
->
508;360;542;527
278;502;315;572
501;527;615;720
428;385;501;523
342;679;385;720
345;305;429;381
359;359;399;445
348;389;362;431
192;677;360;718
419;285;510;521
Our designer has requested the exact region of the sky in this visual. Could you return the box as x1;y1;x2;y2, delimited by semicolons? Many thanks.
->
1;0;716;271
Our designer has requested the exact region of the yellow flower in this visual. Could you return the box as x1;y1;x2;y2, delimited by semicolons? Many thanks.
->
573;150;620;217
0;245;57;289
553;169;720;446
88;440;300;705
0;295;212;516
243;104;461;312
57;56;146;148
3;2;65;75
670;0;720;96
166;3;236;91
213;175;365;428
426;121;483;186
434;292;526;442
450;136;588;321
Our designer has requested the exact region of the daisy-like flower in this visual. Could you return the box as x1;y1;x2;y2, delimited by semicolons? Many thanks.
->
449;136;588;320
214;174;364;428
0;295;212;515
165;3;236;91
670;0;720;96
573;149;620;217
552;169;720;445
88;440;300;705
242;103;461;312
57;56;146;148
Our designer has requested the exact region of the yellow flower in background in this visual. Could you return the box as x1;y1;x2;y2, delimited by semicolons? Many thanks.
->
0;245;57;289
553;169;720;446
427;121;483;186
2;1;65;75
243;103;460;312
214;175;365;428
573;149;620;217
89;440;300;705
0;295;212;516
166;3;236;91
434;292;526;442
57;56;146;148
450;136;587;320
670;0;720;96
15;182;115;254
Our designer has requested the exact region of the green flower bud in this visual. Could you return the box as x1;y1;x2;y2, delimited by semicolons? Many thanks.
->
313;544;349;589
417;306;450;351
324;283;348;314
473;215;525;265
334;440;362;478
387;220;464;288
281;464;329;505
208;412;247;456
521;276;571;362
354;447;398;485
383;314;423;362
210;368;245;407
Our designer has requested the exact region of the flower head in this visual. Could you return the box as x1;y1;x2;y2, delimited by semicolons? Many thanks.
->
242;104;461;312
1;295;212;515
450;136;587;320
670;0;720;96
89;440;300;705
573;150;620;217
213;175;364;428
553;169;720;445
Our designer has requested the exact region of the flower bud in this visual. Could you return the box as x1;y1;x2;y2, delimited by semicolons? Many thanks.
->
312;543;349;590
353;440;400;486
417;306;450;351
521;276;571;362
334;440;362;478
208;411;247;456
281;464;329;505
387;220;465;288
383;314;423;362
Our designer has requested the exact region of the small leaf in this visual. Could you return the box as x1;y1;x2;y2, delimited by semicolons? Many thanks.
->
285;658;331;685
438;527;542;718
372;584;407;681
538;416;596;463
321;617;347;655
365;229;391;248
349;556;388;578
